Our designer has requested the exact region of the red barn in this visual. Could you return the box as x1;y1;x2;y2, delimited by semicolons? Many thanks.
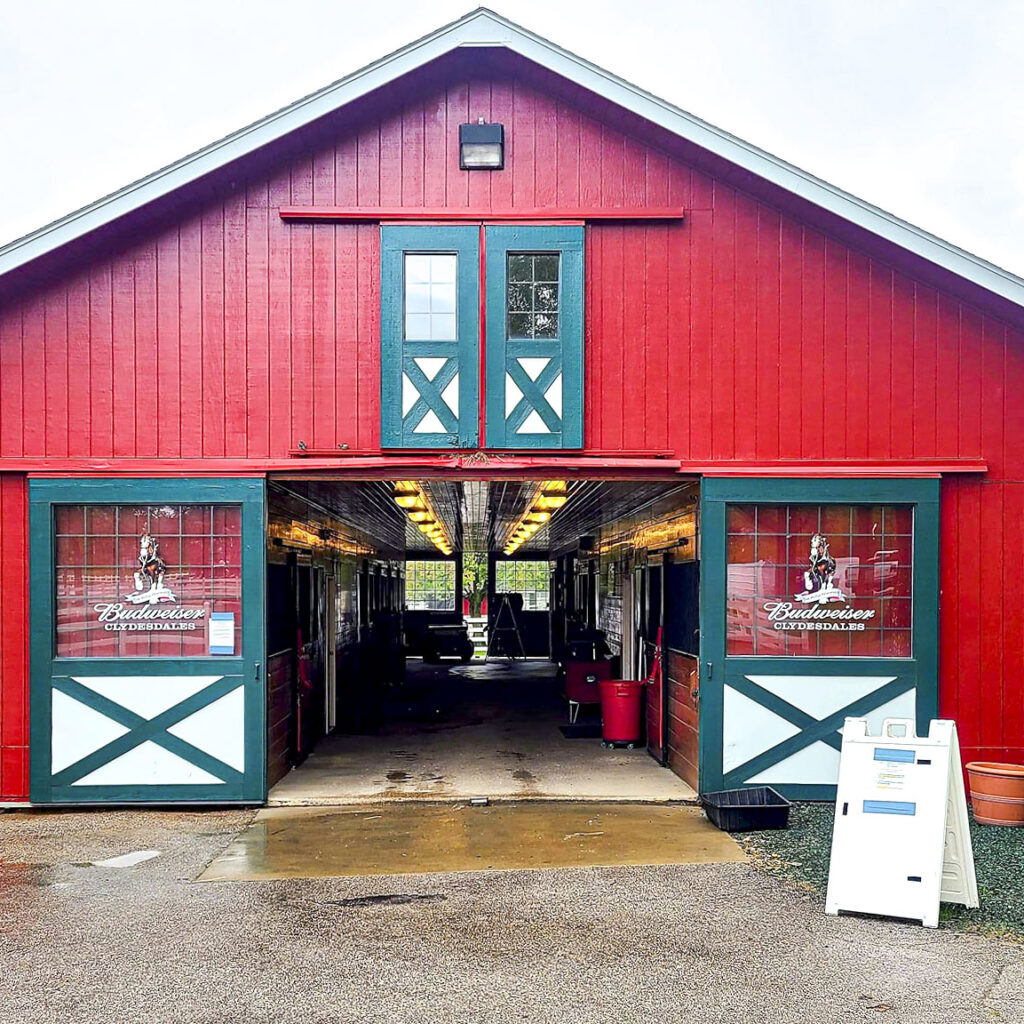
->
1;9;1021;807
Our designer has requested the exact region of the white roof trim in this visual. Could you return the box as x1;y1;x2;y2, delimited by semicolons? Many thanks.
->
2;7;1024;310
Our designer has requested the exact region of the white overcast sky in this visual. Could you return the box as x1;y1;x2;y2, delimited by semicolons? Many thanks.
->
3;0;1024;276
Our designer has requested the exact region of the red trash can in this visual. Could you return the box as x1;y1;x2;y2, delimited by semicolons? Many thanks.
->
599;679;645;746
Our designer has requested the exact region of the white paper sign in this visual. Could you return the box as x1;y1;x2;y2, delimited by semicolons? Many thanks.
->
825;717;978;928
208;612;235;655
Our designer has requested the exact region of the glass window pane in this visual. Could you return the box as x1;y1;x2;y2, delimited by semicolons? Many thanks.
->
509;283;531;312
534;255;559;281
509;255;532;282
406;282;431;313
405;313;431;340
506;251;560;341
430;283;456;313
404;253;458;341
533;312;559;338
429;313;457;340
405;254;432;284
404;560;455;611
429;254;457;283
535;283;559;312
495;560;550;611
726;503;914;658
508;313;532;339
54;504;243;659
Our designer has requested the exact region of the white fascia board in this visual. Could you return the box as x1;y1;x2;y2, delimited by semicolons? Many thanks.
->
2;7;1024;313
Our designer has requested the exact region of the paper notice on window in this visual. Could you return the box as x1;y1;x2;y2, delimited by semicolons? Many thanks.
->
209;612;235;655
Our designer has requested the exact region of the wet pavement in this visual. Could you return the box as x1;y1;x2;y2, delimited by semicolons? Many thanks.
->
199;802;744;880
1;807;1022;1024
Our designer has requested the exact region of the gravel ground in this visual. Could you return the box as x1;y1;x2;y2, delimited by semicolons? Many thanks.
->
738;803;1024;939
1;807;1022;1023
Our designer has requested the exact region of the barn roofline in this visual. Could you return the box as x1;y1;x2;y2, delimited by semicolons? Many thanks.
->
2;6;1023;311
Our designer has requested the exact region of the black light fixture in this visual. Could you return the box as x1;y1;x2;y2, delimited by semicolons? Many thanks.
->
459;119;504;170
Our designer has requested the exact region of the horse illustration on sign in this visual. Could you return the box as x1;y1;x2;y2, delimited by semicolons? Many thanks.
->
795;532;845;604
126;533;176;605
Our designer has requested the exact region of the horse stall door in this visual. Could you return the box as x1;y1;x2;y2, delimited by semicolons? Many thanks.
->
644;561;665;762
325;575;337;733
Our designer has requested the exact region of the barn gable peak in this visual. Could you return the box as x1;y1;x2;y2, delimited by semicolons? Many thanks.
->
1;6;1022;312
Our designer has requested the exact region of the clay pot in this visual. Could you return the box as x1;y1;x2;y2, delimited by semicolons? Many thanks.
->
966;762;1024;826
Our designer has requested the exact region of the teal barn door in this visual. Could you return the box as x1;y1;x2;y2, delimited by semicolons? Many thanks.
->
380;225;480;448
485;225;583;448
29;478;266;804
699;477;939;800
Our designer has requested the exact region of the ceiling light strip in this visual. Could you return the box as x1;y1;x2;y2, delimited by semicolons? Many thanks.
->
393;480;453;555
503;480;568;555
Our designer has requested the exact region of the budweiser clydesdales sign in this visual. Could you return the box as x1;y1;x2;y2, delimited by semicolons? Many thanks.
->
92;532;207;634
763;533;879;634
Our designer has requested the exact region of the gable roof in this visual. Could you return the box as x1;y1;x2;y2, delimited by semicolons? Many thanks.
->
2;6;1023;311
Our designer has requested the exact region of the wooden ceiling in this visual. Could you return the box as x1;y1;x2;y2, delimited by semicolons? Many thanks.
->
269;478;696;557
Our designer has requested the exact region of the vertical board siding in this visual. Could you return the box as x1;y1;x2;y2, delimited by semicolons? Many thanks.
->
1;69;1019;469
939;477;1024;768
0;475;28;800
0;64;1023;771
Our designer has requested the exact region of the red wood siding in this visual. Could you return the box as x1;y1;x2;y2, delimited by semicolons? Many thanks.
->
939;477;1024;769
1;71;1021;473
666;650;699;791
0;475;28;800
0;56;1023;777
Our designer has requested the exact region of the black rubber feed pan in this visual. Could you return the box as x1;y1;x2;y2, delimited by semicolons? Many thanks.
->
700;786;792;832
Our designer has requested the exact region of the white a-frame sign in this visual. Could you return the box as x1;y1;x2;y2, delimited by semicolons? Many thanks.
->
825;718;979;929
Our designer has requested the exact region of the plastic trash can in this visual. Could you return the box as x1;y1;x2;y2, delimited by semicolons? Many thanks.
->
599;679;644;746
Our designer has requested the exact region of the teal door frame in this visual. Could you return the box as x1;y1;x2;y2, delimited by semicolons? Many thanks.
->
29;477;266;804
699;477;940;800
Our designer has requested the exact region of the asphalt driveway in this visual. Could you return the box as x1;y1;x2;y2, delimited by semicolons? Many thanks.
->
0;808;1021;1024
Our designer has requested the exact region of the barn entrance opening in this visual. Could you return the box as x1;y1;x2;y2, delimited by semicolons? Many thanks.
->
264;477;701;804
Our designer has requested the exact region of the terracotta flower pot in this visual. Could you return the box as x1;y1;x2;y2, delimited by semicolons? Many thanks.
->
966;762;1024;826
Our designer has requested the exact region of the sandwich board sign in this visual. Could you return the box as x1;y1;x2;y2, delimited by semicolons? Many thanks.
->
825;718;978;929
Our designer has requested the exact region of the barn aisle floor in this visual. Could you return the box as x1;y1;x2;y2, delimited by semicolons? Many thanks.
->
268;660;696;805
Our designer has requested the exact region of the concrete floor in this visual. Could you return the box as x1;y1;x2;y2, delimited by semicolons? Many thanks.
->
269;659;696;805
200;802;744;881
2;808;1022;1024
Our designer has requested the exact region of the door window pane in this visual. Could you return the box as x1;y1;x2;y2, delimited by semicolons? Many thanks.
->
506;253;560;339
726;504;914;657
55;504;242;658
404;254;457;340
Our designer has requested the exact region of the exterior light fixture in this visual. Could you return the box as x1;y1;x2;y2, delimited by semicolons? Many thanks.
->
459;120;504;170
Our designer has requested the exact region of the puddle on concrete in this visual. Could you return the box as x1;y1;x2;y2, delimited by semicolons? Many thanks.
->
198;802;746;882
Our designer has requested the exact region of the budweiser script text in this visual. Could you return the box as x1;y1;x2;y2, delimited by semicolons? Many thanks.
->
92;602;206;631
762;600;878;632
